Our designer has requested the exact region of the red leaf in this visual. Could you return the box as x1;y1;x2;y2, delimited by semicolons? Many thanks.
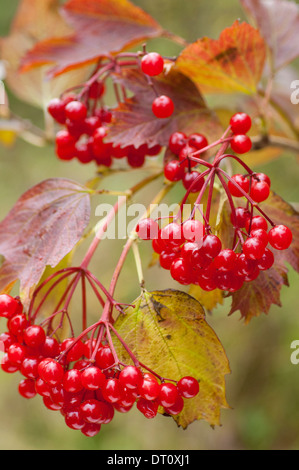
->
240;0;299;71
106;67;223;149
20;0;163;77
0;178;90;303
176;20;266;94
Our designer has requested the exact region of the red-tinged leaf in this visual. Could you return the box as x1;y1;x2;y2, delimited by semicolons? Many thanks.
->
106;67;223;149
176;20;266;94
240;0;299;71
0;0;91;110
229;192;299;322
20;0;163;77
0;178;91;304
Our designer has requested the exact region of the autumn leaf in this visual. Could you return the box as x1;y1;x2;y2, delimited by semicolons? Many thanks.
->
20;0;164;77
106;67;223;149
0;178;91;305
113;289;231;428
0;0;91;110
229;192;299;322
240;0;299;72
176;20;266;94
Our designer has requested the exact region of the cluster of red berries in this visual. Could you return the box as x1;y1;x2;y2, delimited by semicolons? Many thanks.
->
0;294;199;437
164;131;208;189
229;112;253;154
47;83;161;168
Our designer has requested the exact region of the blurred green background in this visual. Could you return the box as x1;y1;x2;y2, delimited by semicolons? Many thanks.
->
1;0;299;450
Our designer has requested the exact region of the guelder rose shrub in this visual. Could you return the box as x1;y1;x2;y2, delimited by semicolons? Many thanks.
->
0;0;298;438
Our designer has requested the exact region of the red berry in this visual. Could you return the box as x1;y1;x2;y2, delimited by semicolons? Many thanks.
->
164;395;184;415
177;376;199;398
81;366;105;390
95;345;114;369
64;409;85;430
81;422;101;437
159;382;179;408
182;219;204;243
18;378;37;399
245;215;268;233
164;160;185;181
102;378;122;403
119;366;143;390
159;249;180;270
213;249;236;271
152;95;174;118
65;100;87;122
168;132;187;155
88;80;105;99
136;218;159;240
159;223;184;247
231;134;252;154
63;369;83;393
231;207;250;228
20;356;40;379
35;377;51;397
179;145;198;168
41;336;60;358
188;133;208;150
250;180;270;203
47;98;67;124
39;359;64;386
250;228;268;247
60;338;85;363
138;376;160;401
7;313;28;336
228;174;250;197
0;295;21;319
254;172;271;188
257;248;275;270
268;225;293;250
1;354;19;373
7;343;27;365
23;325;46;349
137;398;159;419
170;258;193;285
182;171;205;192
230;113;252;134
141;52;164;76
243;237;266;260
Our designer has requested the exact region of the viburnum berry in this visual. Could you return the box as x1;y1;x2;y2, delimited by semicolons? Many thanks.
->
7;313;28;336
23;325;46;349
182;171;205;192
245;215;268;233
141;52;164;76
88;80;105;99
250;180;270;203
230;134;252;154
170;258;193;285
177;376;200;398
228;174;250;197
65;100;87;122
136;218;159;240
268;224;293;250
0;294;21;319
201;234;222;259
188;133;208;150
213;249;237;271
138;375;161;401
119;365;143;390
152;95;174;118
164;160;185;182
39;359;64;386
47;98;67;124
182;219;204;243
102;378;122;403
164;394;184;416
158;382;179;408
242;236;266;260
137;398;159;419
95;344;115;369
230;112;252;134
20;356;40;379
60;338;85;363
7;343;27;365
257;248;275;270
168;132;187;155
18;378;37;399
159;222;184;247
231;207;250;228
81;366;105;390
1;354;19;373
63;369;83;393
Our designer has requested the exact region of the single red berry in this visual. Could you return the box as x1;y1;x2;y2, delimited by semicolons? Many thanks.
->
201;234;222;259
177;376;199;398
268;225;293;250
138;376;161;401
81;366;105;390
182;219;204;243
164;395;184;416
228;174;250;197
257;248;275;270
141;52;164;76
7;343;27;365
152;237;165;254
136;398;159;419
231;134;252;154
243;237;266;260
102;378;122;403
63;369;83;393
65;100;87;122
159;382;179;408
23;325;46;349
47;98;67;124
168;132;187;155
60;338;85;363
152;95;174;118
95;345;115;370
245;215;268;233
182;171;205;192
178;145;198;168
254;172;271;188
0;294;21;319
119;366;143;390
231;207;250;228
1;354;19;373
250;180;270;203
20;356;40;379
188;133;208;150
55;129;76;148
159;223;184;247
42;395;62;411
250;228;268;247
81;422;101;437
191;247;212;270
127;149;146;168
235;253;258;276
170;258;193;285
213;249;237;271
7;313;28;336
230;113;252;134
136;218;159;240
164;160;185;182
41;336;60;358
0;331;16;351
80;399;103;423
88;80;105;99
64;409;85;430
35;377;51;397
159;249;180;270
18;378;37;399
39;359;64;386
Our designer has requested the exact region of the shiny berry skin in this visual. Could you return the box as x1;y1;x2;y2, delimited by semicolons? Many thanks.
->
177;376;199;398
138;376;161;401
81;366;105;390
80;399;104;423
230;134;252;154
20;356;40;379
0;331;16;351
230;113;252;134
63;369;83;393
47;98;67;124
231;207;250;228
137;398;159;419
119;366;143;390
1;354;19;373
182;171;205;192
41;336;60;358
7;313;28;336
228;174;250;197
7;343;27;365
170;257;193;284
178;145;198;168
18;378;37;399
250;180;270;203
95;345;114;369
243;237;266;260
268;225;293;250
39;359;64;386
164;395;184;415
64;409;85;430
254;172;271;188
102;378;122;403
81;422;101;437
23;325;46;349
245;215;268;233
188;133;208;150
152;95;174;118
0;294;21;319
164;160;185;181
213;249;237;271
251;228;268;247
159;250;180;270
201;234;222;259
88;80;105;99
35;377;51;397
236;253;258;276
55;129;76;148
60;338;85;363
136;218;159;240
159;223;184;247
257;248;275;270
65;100;87;122
168;132;187;155
159;382;179;408
141;52;164;76
182;219;204;243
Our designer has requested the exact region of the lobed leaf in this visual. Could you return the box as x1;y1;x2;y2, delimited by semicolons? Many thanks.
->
113;289;231;428
176;20;266;94
0;178;91;305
